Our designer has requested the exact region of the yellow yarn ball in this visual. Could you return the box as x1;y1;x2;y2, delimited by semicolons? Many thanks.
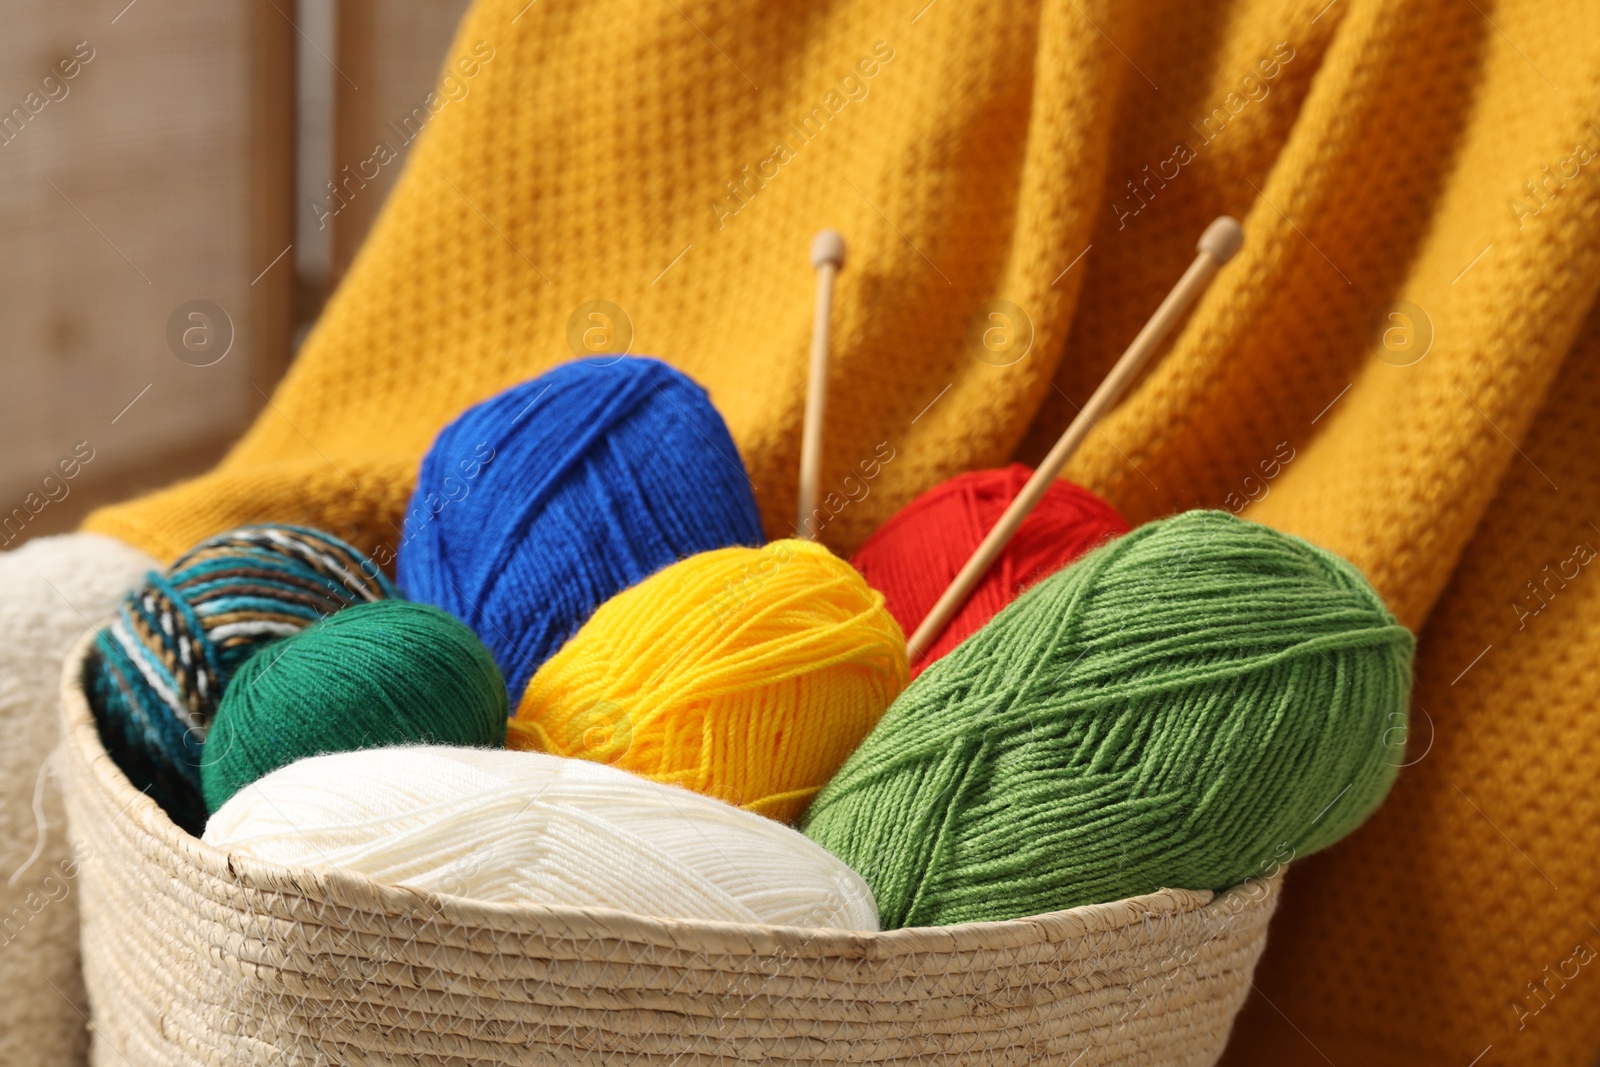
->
508;539;908;823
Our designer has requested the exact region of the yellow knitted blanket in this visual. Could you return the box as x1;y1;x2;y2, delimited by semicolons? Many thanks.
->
87;0;1600;1061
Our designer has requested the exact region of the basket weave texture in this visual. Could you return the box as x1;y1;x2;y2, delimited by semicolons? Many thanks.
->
59;636;1281;1066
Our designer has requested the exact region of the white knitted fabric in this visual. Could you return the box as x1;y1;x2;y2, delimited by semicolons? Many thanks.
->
0;533;157;1067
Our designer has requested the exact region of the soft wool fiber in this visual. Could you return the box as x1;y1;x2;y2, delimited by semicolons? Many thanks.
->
851;465;1129;673
398;357;764;702
509;539;906;823
200;600;507;812
0;533;157;1067
804;511;1414;928
204;745;879;930
86;524;396;833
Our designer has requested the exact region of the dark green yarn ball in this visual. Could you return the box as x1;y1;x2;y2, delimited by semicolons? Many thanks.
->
200;600;508;813
801;510;1415;928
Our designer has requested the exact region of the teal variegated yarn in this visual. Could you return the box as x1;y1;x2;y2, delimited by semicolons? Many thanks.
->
801;510;1415;928
87;524;397;833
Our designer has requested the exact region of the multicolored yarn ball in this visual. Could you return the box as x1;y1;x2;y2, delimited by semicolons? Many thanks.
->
87;524;397;833
803;511;1415;928
397;357;765;705
508;539;908;823
851;464;1129;675
203;745;879;930
199;599;506;813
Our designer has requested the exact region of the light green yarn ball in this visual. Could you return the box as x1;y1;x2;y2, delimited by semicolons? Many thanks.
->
802;510;1414;928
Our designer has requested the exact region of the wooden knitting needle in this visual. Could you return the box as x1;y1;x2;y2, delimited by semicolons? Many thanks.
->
798;229;846;539
906;215;1245;659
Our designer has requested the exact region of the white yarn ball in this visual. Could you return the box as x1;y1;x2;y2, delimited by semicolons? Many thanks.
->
203;745;879;930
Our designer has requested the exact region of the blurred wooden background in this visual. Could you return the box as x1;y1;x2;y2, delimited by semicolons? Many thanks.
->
0;0;471;546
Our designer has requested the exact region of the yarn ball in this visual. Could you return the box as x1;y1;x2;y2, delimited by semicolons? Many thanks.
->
87;524;397;834
507;539;908;823
397;357;765;703
199;600;507;813
852;464;1129;675
803;510;1415;928
203;745;879;930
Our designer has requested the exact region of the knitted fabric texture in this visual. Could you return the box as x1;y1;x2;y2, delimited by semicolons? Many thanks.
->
0;534;157;1067
200;600;508;812
508;538;907;823
396;358;764;700
78;0;1600;1060
850;464;1129;674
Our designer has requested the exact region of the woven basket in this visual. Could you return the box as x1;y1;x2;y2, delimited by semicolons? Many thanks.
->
59;635;1281;1066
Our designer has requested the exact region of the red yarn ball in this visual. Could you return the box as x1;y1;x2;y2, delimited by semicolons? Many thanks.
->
852;464;1130;675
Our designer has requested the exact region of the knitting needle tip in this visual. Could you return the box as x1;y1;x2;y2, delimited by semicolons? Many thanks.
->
1197;216;1243;264
811;229;847;270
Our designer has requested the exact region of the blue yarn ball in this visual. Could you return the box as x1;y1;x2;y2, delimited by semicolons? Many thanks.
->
87;524;399;834
397;357;764;701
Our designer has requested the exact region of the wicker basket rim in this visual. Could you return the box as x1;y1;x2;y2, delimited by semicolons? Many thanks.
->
63;629;1277;961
